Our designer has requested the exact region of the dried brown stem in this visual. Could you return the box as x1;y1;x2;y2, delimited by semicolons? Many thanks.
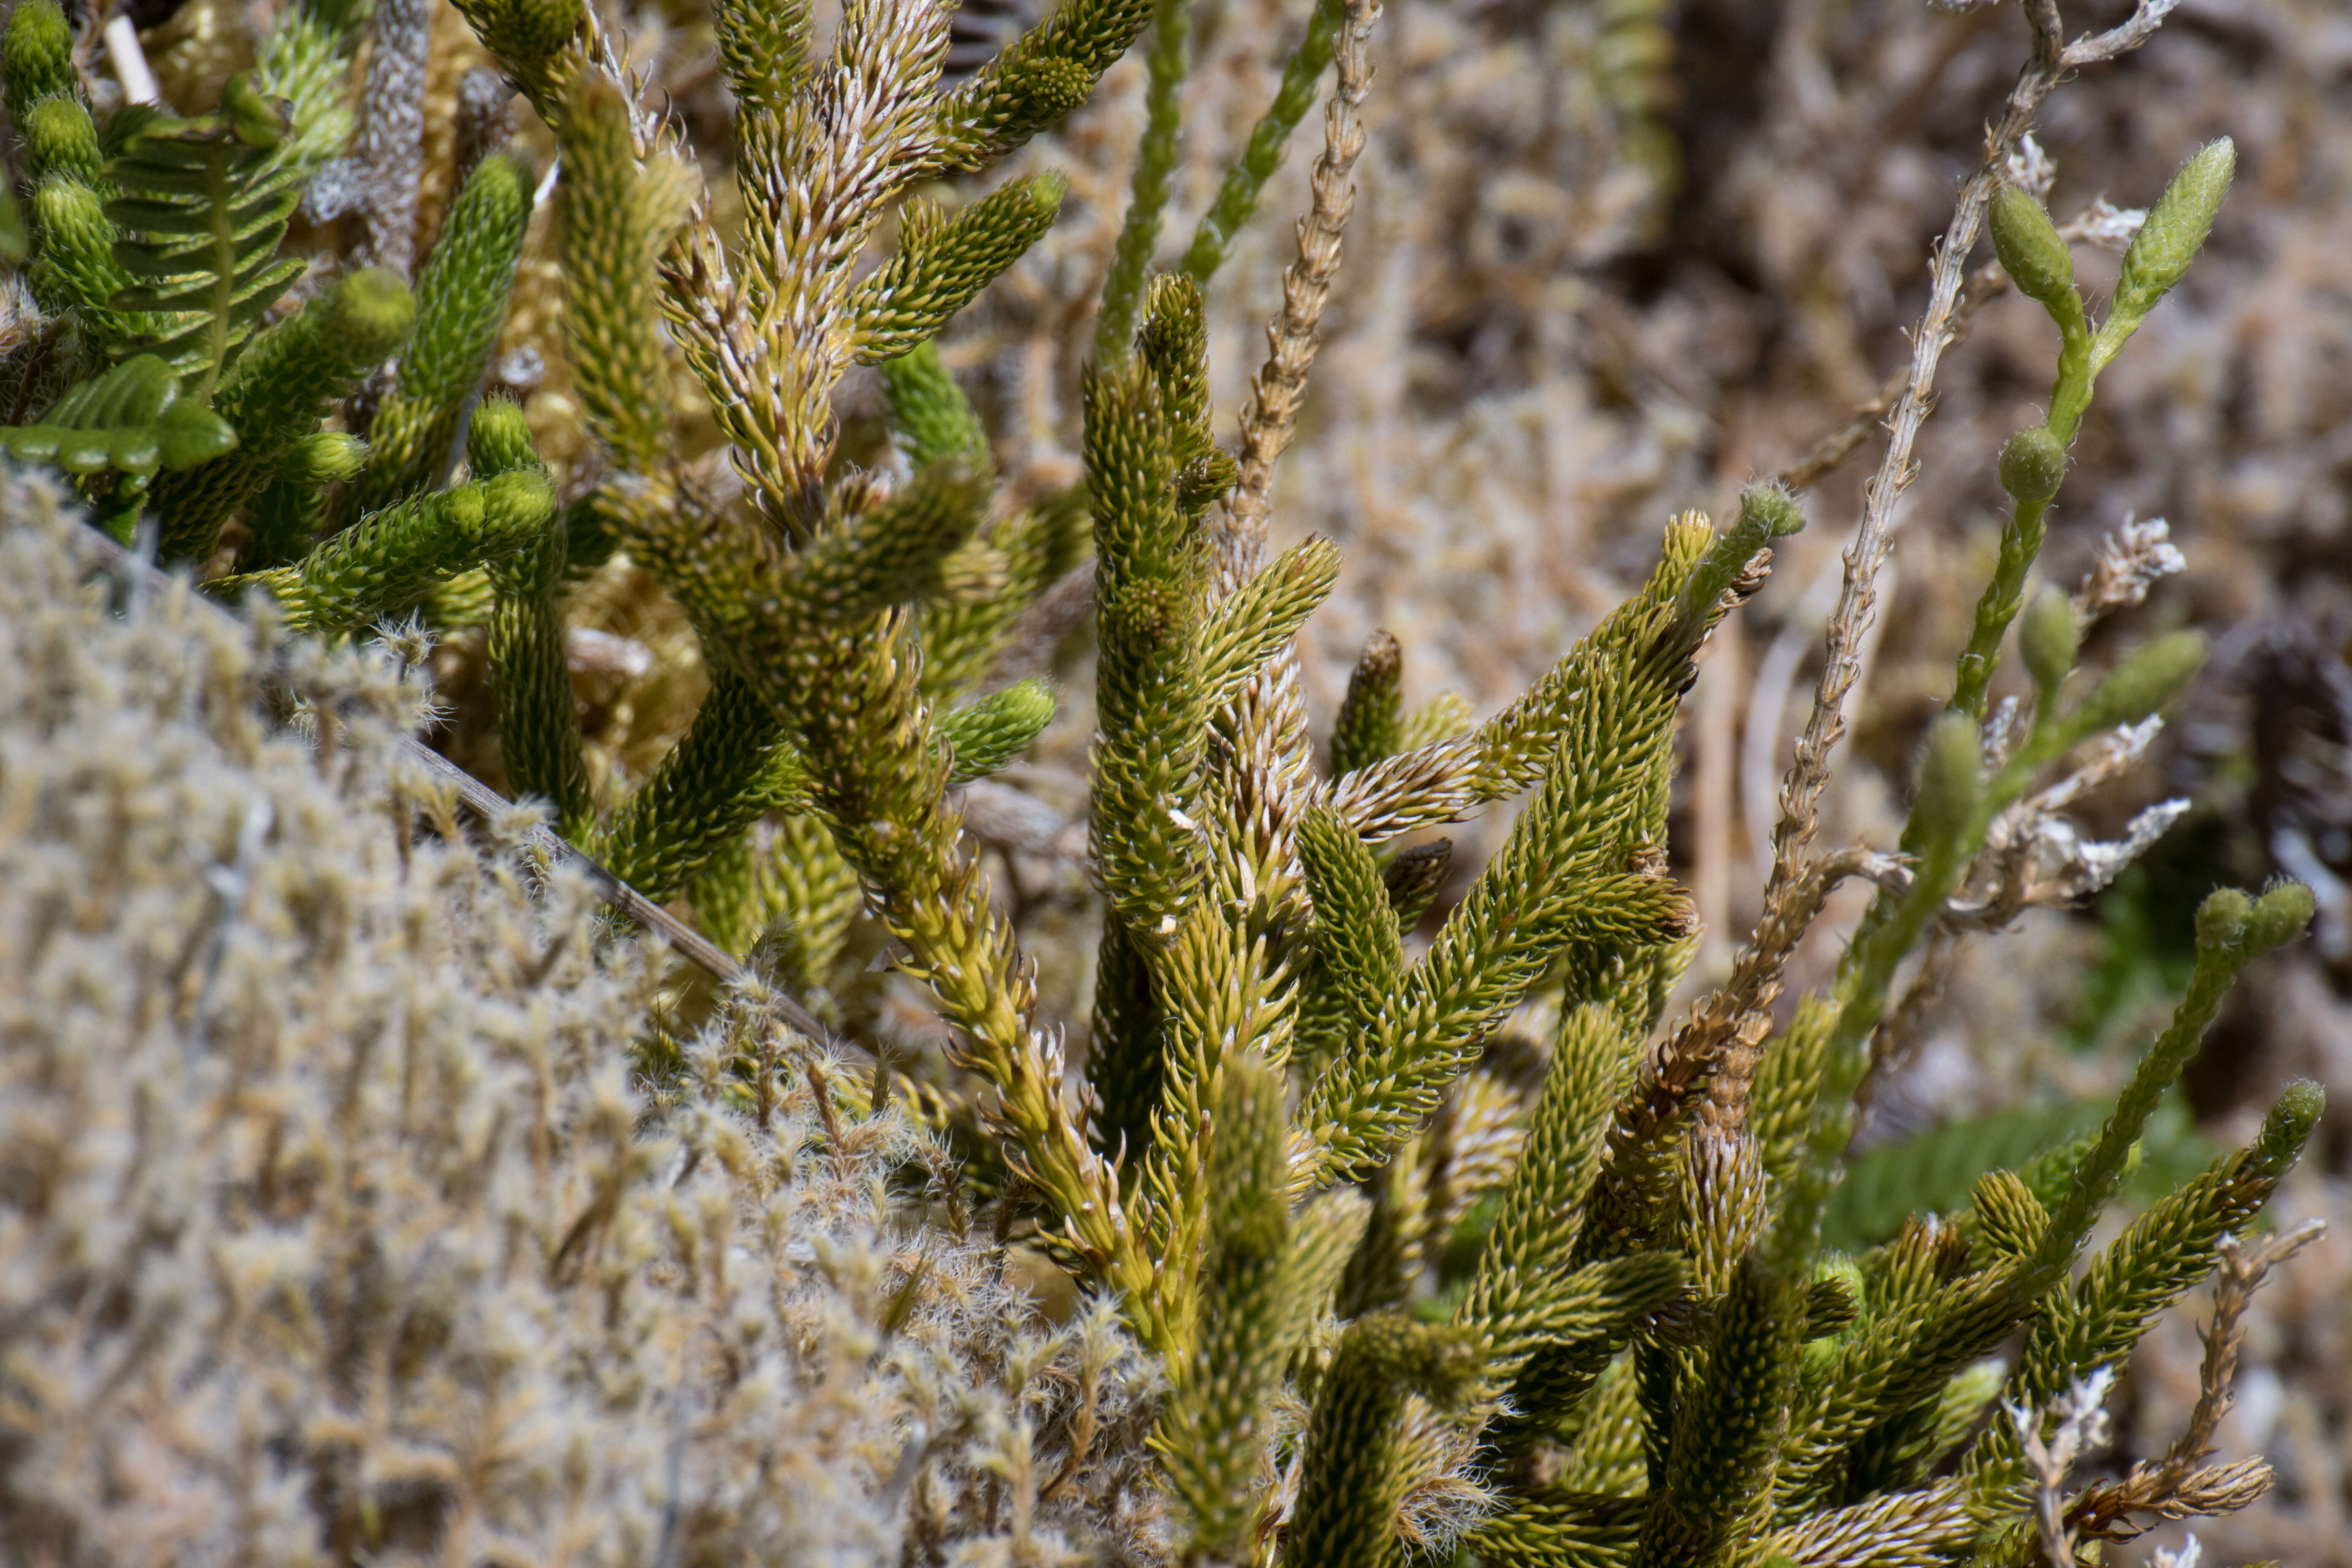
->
2159;1225;2320;1481
1214;0;1384;582
1678;846;1912;1138
1766;0;2069;897
1685;0;2177;1120
354;0;431;277
2067;1220;2327;1542
1774;261;2009;495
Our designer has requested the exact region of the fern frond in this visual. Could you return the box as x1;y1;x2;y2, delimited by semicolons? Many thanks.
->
104;76;305;391
0;354;235;531
1819;1102;2099;1253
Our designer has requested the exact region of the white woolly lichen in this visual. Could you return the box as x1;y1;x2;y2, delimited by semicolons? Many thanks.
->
0;469;1163;1566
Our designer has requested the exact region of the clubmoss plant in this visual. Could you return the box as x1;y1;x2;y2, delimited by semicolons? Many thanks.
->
0;0;2328;1562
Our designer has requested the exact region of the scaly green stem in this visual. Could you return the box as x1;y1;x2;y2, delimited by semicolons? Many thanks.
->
1179;0;1342;286
1094;0;1190;358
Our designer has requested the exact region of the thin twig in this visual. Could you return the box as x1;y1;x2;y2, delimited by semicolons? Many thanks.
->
2015;1367;2115;1568
1683;0;2178;1108
2064;1219;2326;1543
1675;846;1913;1138
2155;1223;2324;1485
1774;261;2009;494
1213;0;1383;583
1766;0;2070;901
1779;196;2161;496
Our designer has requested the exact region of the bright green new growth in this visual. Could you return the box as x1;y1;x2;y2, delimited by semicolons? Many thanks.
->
1093;0;1191;356
1989;183;2074;310
279;431;367;484
2020;581;2075;696
29;164;135;341
2031;882;2313;1281
355;152;534;509
1759;150;2243;1341
879;339;992;472
2106;139;2236;359
213;468;556;634
154;268;416;561
852;174;1067;364
2075;626;2207;735
23;98;100;185
4;3;122;337
0;0;74;112
941;678;1056;783
1957;141;2234;717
